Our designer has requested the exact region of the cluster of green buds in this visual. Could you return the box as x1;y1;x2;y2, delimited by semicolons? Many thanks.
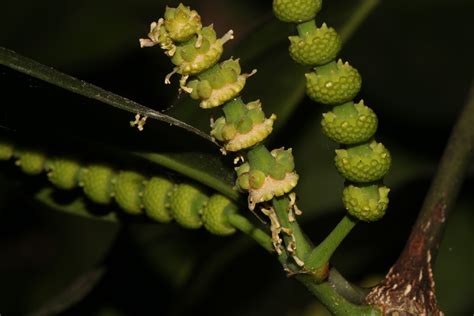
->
273;0;391;222
235;145;298;210
140;4;299;211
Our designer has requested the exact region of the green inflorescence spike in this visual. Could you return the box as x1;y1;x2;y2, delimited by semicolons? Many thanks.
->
113;171;146;215
80;164;115;205
47;158;81;190
142;177;175;223
15;150;47;175
169;183;208;229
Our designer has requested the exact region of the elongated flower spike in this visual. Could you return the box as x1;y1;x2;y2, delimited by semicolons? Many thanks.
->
211;98;276;152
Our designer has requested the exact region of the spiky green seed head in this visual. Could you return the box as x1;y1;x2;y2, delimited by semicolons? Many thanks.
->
169;183;208;229
47;158;81;190
342;184;390;222
202;195;236;236
113;171;146;215
0;140;14;160
273;0;322;23
163;4;202;42
335;141;391;183
306;60;362;105
249;169;266;189
15;150;46;175
80;165;115;205
321;101;378;144
289;23;341;66
143;177;175;223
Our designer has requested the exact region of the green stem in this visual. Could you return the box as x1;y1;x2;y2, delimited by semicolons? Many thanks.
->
272;196;312;268
296;275;381;316
338;0;380;44
0;47;213;143
328;268;369;305
227;212;274;253
305;215;357;275
296;19;318;37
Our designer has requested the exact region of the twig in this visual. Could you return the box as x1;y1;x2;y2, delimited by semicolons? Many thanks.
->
366;82;474;315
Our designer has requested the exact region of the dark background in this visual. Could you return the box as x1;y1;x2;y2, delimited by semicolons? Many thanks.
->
0;0;473;315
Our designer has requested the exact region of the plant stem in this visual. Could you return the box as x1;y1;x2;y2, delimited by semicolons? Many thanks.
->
305;215;358;275
297;275;381;316
328;268;369;304
366;82;474;314
0;47;213;143
227;212;274;252
338;0;380;44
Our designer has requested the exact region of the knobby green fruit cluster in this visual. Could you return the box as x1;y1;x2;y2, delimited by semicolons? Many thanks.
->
140;4;299;214
0;139;237;236
273;0;391;222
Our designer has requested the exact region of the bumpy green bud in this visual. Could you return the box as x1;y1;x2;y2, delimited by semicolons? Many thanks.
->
321;101;378;144
47;158;81;190
187;59;255;109
0;140;14;160
342;184;390;222
163;4;202;42
273;0;322;23
15;150;46;175
289;23;341;66
142;177;175;223
235;162;250;176
249;170;266;189
306;60;362;105
271;148;295;173
202;195;237;236
169;183;208;229
80;165;115;205
237;173;250;190
114;171;146;215
335;140;391;183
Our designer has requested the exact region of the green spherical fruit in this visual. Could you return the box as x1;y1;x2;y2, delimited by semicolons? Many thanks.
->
169;183;208;229
142;177;175;223
202;195;236;236
47;158;81;190
114;171;146;215
335;141;391;183
289;24;341;66
306;60;362;105
80;164;115;205
16;150;46;175
342;184;390;222
321;101;378;144
273;0;322;23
